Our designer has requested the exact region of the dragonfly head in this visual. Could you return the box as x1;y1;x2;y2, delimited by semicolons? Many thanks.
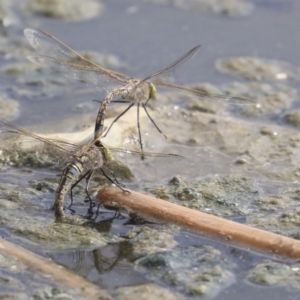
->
95;139;104;146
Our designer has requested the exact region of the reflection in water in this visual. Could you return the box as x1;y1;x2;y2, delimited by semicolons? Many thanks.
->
92;242;132;275
49;241;134;280
48;212;159;281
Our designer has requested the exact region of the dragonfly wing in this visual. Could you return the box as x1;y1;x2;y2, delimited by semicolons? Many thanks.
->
142;45;201;83
24;28;130;91
108;147;184;159
0;117;77;167
155;82;253;104
25;28;87;62
27;55;125;92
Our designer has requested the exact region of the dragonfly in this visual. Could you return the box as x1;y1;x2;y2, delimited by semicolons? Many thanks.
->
24;28;250;158
0;116;123;219
0;117;180;219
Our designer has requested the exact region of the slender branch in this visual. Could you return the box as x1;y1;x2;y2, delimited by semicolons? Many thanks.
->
0;238;113;300
97;187;300;259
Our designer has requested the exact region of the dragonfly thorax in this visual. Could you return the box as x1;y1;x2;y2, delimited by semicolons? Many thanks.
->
80;146;104;171
125;81;156;104
118;79;140;99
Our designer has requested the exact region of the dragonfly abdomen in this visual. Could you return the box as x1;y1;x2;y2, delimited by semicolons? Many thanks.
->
54;158;85;218
67;163;83;179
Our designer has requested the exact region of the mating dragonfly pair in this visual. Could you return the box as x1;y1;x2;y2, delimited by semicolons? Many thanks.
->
0;28;248;219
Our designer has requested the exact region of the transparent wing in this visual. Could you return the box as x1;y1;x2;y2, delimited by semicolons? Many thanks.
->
0;117;78;167
127;45;251;104
24;28;130;91
142;45;201;83
107;147;184;159
155;82;253;104
27;55;127;91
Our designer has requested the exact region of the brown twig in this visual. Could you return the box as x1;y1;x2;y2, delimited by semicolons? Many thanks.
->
98;187;300;259
0;238;113;300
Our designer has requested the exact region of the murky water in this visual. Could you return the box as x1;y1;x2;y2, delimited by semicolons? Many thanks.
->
1;0;300;299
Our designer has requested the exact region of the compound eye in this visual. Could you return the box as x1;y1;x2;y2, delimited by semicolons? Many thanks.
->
94;140;102;147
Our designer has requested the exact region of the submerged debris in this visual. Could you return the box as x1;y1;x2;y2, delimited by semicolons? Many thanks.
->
284;110;300;127
27;0;103;21
248;261;300;289
136;245;234;296
0;0;18;27
128;225;178;257
32;287;76;300
0;94;19;120
216;57;300;81
219;81;298;117
150;174;260;217
140;0;254;16
117;283;183;300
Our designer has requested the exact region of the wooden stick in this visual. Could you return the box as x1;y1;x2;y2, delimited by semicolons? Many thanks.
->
0;238;113;300
98;187;300;259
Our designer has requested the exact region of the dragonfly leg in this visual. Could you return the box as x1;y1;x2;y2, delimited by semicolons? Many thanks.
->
99;168;129;194
142;103;167;139
101;166;126;188
111;100;129;103
102;103;134;138
136;103;145;160
69;171;93;210
85;170;96;213
86;202;101;219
